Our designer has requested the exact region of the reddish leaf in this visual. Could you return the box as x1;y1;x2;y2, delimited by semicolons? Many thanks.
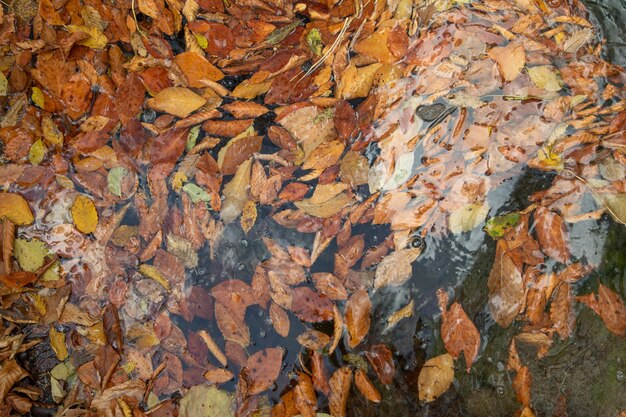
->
244;347;284;395
437;289;481;371
534;207;570;263
365;344;396;385
0;271;37;289
290;286;334;323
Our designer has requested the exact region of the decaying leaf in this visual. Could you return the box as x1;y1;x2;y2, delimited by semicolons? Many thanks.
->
488;42;525;82
244;348;284;395
437;289;480;371
344;289;371;348
374;248;421;289
179;384;234;417
488;240;525;327
328;367;352;417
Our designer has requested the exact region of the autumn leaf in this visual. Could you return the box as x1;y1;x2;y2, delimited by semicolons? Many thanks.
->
71;195;98;234
437;289;480;371
354;369;381;403
269;302;290;337
488;42;525;82
487;240;525;327
0;218;14;274
345;288;371;348
0;271;37;289
0;360;28;402
534;206;570;263
418;354;454;402
374;248;421;289
0;193;34;225
49;327;68;361
578;284;626;337
512;366;532;406
179;385;234;417
147;87;207;118
290;287;334;323
329;367;352;417
244;348;284;395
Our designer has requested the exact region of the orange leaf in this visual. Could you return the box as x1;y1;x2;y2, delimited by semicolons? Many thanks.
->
488;42;526;82
354;369;381;403
534;207;570;263
294;373;317;417
549;282;575;339
312;272;347;300
437;289;481;372
345;288;371;348
329;367;352;417
173;51;224;87
0;271;37;289
269;302;290;337
512;366;532;407
364;344;395;385
0;218;15;274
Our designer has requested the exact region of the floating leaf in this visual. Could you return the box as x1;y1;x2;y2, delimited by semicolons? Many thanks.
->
240;200;257;234
534;207;570;263
328;367;352;417
354;369;381;403
244;348;283;395
0;193;34;225
14;238;49;272
487;241;524;327
418;354;454;402
71;195;98;234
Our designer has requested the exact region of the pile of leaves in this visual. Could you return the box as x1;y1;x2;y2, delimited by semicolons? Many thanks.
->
0;0;625;415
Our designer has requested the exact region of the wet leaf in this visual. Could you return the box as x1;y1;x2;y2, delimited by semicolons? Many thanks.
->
345;288;371;348
512;366;532;407
179;384;234;417
217;131;262;175
328;367;352;417
437;289;480;371
534;207;570;263
297;329;330;350
67;25;107;49
182;183;211;204
49;327;68;361
0;193;34;225
204;368;234;384
222;158;252;223
14;238;49;272
0;271;37;289
270;302;290;337
485;213;521;239
31;87;45;109
291;287;334;323
488;241;524;327
240;200;257;234
0;219;14;274
147;87;207;118
28;139;46;165
374;248;421;289
354;369;381;403
488;42;525;82
0;360;28;402
306;28;324;55
244;348;284;395
449;202;489;234
527;66;563;92
579;284;626;337
312;273;347;301
418;353;454;402
107;167;126;197
71;195;98;234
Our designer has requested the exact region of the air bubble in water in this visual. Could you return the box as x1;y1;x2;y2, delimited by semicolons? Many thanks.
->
617;370;624;381
496;386;505;396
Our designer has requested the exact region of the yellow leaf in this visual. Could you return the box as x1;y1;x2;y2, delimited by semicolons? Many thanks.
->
117;399;133;417
240;200;257;234
138;264;171;291
67;25;108;49
527;66;562;92
0;193;34;225
71;195;98;234
231;79;272;100
171;172;187;192
146;87;206;118
28;139;47;165
194;33;208;49
49;327;68;361
418;353;454;402
337;63;383;99
31;87;45;108
0;72;7;96
42;116;64;147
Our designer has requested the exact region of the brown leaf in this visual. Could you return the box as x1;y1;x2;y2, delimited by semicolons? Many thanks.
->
374;248;421;289
296;329;331;350
0;219;15;274
279;183;311;202
173;51;224;87
290;286;334;322
217;134;263;175
557;262;592;283
244;347;284;395
550;282;575;339
365;344;395;385
329;367;352;417
303;140;345;171
0;271;37;289
203;367;234;384
215;301;250;346
151;128;189;166
534;207;570;263
512;366;532;407
579;284;626;337
221;101;268;119
269;301;290;337
147;87;206;118
0;360;28;403
487;240;525;327
437;289;481;371
354;369;381;403
202;119;254;138
294;373;317;417
103;304;123;353
345;288;371;348
310;350;330;395
312;273;347;300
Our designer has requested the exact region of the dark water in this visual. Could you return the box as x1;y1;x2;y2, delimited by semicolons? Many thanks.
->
583;0;626;68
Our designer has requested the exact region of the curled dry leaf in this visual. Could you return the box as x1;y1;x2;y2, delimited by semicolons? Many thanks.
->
344;288;371;348
0;193;34;226
329;367;352;417
354;369;381;403
418;353;454;403
437;289;480;372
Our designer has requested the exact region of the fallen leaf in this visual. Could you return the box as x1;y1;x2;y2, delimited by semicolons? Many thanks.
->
312;273;347;301
437;289;480;371
354;369;381;403
345;288;371;348
71;195;99;234
0;193;34;225
527;66;563;92
374;248;421;289
269;302;290;337
244;347;284;395
534;206;570;263
0;360;28;403
418;353;454;403
290;287;334;323
488;42;525;82
49;327;68;361
147;87;207;118
179;384;234;417
328;367;352;417
449;203;489;234
297;329;330;350
512;366;532;407
488;240;525;327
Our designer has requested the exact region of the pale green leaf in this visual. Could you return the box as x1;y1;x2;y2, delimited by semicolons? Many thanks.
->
449;202;490;234
14;238;49;272
485;213;521;239
306;28;324;55
179;385;234;417
186;125;201;151
182;183;210;204
108;167;126;197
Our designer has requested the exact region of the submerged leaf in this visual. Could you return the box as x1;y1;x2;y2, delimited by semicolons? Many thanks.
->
418;354;454;402
71;195;98;234
179;385;234;417
0;193;34;225
485;213;521;239
488;42;525;82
